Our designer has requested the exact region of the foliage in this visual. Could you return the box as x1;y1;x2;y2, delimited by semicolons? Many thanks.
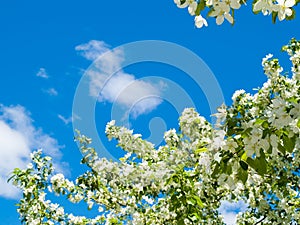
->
9;39;300;224
174;0;300;28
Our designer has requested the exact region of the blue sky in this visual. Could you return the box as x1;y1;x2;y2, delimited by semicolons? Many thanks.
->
0;1;299;224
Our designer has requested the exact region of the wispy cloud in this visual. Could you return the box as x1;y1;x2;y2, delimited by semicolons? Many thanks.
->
36;68;58;96
75;40;111;61
0;105;66;199
219;200;248;224
43;88;58;96
58;114;80;125
75;40;164;118
36;67;49;79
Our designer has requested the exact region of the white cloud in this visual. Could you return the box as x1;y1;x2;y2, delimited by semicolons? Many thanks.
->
222;211;238;225
75;40;164;118
75;40;111;61
44;88;58;96
58;114;80;125
36;67;49;79
219;200;248;225
0;105;66;199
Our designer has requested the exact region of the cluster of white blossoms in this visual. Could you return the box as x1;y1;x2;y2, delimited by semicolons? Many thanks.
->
10;39;300;224
174;0;298;28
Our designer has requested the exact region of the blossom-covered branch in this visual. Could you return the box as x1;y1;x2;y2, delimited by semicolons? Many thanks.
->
174;0;300;28
9;38;300;224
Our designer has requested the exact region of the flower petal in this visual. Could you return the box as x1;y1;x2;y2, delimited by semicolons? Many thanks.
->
285;0;295;7
216;15;225;25
225;13;234;24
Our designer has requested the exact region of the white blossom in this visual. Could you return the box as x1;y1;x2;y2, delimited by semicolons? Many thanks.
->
194;14;208;28
275;0;295;21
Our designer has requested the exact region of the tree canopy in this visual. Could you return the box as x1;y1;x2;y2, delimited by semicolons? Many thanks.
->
9;38;300;224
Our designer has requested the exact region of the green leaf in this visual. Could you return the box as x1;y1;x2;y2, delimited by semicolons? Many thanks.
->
225;163;232;175
283;135;296;153
178;219;185;225
237;167;248;184
239;160;248;171
223;154;232;164
7;174;16;183
193;195;204;208
262;121;269;129
187;195;204;208
187;197;196;206
278;142;286;155
272;12;278;24
254;119;265;125
195;147;207;154
286;8;295;21
246;150;267;176
241;152;247;162
267;146;272;154
288;96;298;104
255;119;269;128
257;150;267;175
242;128;252;138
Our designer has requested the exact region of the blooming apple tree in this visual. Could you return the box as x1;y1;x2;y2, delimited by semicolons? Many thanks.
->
174;0;300;28
10;39;300;224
